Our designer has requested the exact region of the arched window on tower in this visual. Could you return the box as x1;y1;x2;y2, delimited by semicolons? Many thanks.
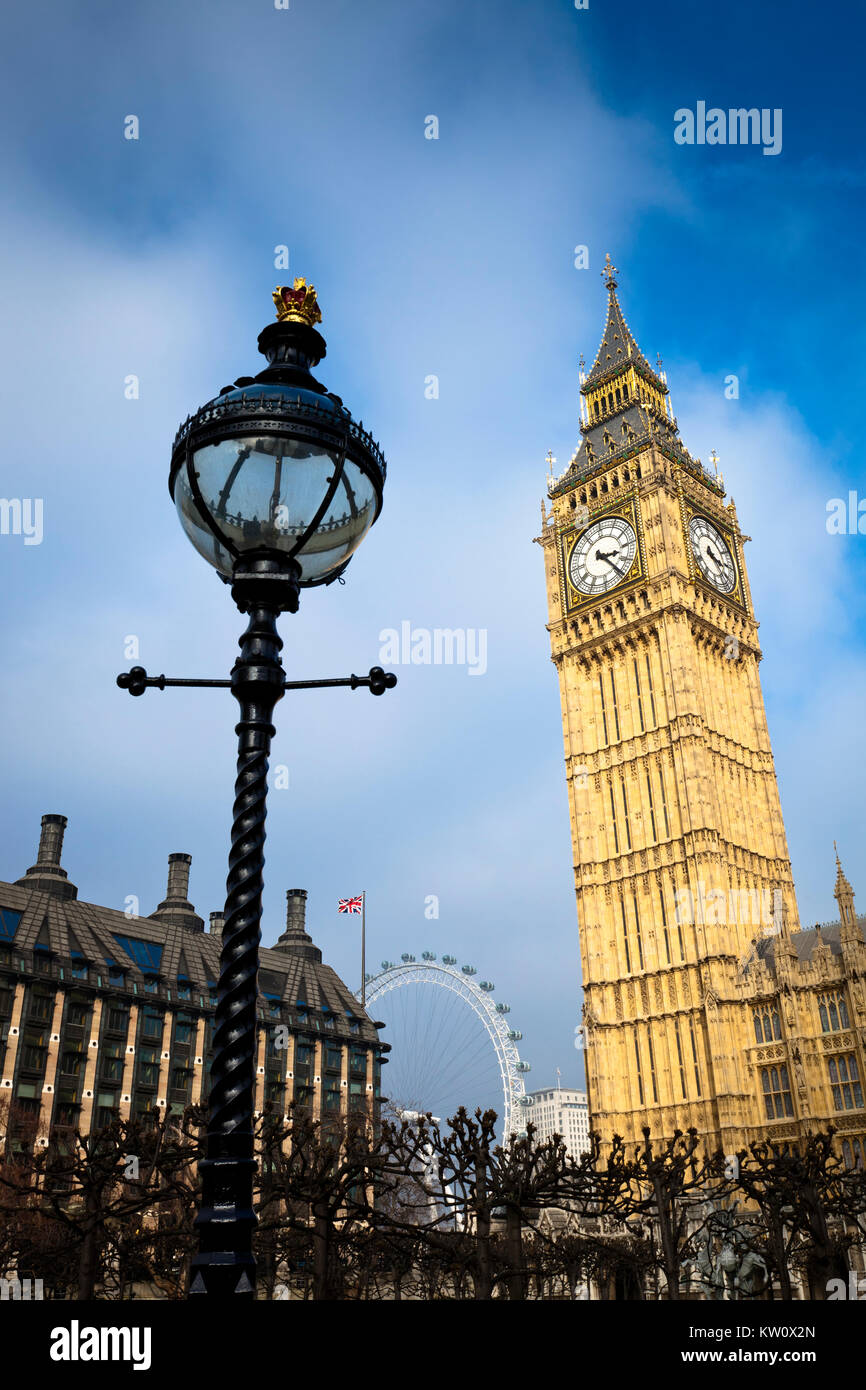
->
819;990;850;1033
761;1065;793;1119
753;1006;782;1044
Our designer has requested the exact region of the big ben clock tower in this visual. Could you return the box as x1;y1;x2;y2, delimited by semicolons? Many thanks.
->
538;256;802;1153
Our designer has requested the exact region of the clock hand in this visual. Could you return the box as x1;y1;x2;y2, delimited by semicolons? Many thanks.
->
595;548;627;576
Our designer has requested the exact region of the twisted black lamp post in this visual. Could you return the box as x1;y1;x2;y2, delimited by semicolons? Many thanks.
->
117;279;394;1298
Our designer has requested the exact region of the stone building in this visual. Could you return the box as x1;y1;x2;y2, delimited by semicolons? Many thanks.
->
0;814;386;1153
537;256;865;1155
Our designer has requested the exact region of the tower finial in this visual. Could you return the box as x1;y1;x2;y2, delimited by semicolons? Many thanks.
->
601;253;618;290
834;843;857;929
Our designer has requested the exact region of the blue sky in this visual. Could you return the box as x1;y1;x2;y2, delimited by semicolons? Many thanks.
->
1;0;865;1103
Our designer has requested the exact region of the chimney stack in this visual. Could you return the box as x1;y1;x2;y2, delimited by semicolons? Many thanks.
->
37;814;67;866
148;852;204;932
285;889;308;935
166;853;192;902
16;813;77;900
272;888;321;962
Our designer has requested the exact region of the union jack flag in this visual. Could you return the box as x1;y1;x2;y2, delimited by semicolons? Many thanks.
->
338;895;363;914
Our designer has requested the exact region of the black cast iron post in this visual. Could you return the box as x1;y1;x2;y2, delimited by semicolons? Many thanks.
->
188;556;298;1298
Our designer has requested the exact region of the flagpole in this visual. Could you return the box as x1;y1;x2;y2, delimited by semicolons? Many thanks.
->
361;891;366;1007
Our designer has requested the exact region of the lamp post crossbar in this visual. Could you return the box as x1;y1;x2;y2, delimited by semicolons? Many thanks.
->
117;666;397;697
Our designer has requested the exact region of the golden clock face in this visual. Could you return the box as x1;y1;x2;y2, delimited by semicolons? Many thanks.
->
689;515;736;593
569;515;638;596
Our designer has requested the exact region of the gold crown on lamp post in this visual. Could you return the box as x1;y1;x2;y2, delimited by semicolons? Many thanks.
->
272;277;323;327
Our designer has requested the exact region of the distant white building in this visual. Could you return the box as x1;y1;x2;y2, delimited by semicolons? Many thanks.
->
523;1084;590;1158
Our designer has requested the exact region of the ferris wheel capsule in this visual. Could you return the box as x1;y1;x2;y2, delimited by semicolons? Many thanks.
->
516;1060;531;1072
496;1002;511;1014
461;964;477;976
479;980;494;992
422;951;437;961
508;1029;522;1040
401;953;416;963
441;954;457;965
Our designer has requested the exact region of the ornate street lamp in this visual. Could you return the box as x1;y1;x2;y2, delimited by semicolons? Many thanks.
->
117;279;395;1298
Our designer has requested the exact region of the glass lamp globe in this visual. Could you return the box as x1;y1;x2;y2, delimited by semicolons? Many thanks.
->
170;279;386;590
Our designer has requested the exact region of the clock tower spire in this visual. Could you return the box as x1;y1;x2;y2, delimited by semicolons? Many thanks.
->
537;259;801;1153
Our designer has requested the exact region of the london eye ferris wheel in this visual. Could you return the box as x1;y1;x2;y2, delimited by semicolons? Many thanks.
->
359;952;531;1139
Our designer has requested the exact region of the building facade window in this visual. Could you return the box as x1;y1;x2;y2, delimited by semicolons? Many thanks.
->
95;1092;117;1129
66;998;91;1028
19;1026;47;1073
141;1007;163;1041
27;990;53;1023
173;1014;195;1046
819;991;850;1034
60;1046;83;1078
107;1004;129;1034
828;1054;863;1112
0;907;23;941
761;1064;793;1119
101;1042;123;1082
137;1046;160;1088
753;1006;782;1044
70;953;88;981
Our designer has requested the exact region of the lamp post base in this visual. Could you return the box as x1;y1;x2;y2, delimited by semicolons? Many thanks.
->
189;1151;258;1298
